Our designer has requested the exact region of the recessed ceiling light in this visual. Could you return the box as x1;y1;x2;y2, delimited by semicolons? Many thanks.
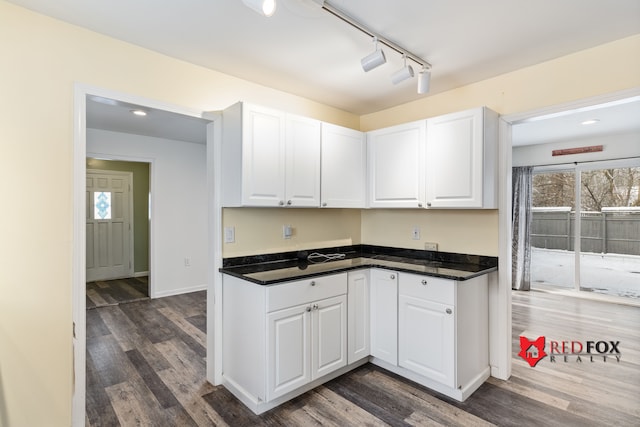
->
131;109;147;116
581;119;600;125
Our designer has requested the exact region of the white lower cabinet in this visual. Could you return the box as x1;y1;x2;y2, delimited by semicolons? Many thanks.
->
312;295;347;379
222;268;490;414
347;270;370;364
267;303;311;400
396;272;489;397
399;288;455;387
267;294;346;400
223;273;348;413
369;269;398;365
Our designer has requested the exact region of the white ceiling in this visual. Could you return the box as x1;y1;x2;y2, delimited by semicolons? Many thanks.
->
86;96;210;144
512;97;640;147
11;0;640;145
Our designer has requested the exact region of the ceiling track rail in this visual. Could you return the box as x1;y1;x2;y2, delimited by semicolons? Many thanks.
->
319;1;432;70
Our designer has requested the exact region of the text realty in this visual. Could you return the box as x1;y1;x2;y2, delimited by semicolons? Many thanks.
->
549;340;621;362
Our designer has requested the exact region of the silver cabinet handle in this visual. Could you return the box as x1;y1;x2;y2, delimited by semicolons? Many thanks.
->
279;200;285;206
421;279;427;286
390;274;396;280
287;200;292;206
310;281;316;286
446;308;452;314
418;203;423;208
322;202;327;207
313;304;319;310
306;306;312;312
427;202;432;207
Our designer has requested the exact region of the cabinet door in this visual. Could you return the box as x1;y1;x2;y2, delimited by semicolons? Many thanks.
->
267;304;311;400
426;107;486;208
398;295;455;387
369;269;398;365
312;295;347;379
347;271;370;364
321;123;366;208
242;104;286;206
285;114;321;207
368;120;426;208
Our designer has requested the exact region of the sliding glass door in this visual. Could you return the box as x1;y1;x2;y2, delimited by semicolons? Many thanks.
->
530;168;575;290
531;159;640;299
578;162;640;298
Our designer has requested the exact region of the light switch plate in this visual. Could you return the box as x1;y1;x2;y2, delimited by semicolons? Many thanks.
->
411;226;421;240
283;225;293;239
224;226;235;243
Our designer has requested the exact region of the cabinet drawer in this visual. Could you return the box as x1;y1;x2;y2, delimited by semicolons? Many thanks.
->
398;273;454;305
267;273;347;312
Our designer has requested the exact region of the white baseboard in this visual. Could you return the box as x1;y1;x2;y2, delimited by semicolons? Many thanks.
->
133;271;150;278
153;284;207;299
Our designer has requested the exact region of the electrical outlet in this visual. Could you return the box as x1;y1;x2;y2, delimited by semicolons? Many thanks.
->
224;226;235;243
425;242;438;251
411;226;421;240
283;224;293;239
184;257;191;267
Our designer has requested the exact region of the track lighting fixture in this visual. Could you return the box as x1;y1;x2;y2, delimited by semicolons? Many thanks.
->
315;1;432;94
242;0;276;17
417;66;431;94
361;37;386;72
391;55;414;85
245;0;432;93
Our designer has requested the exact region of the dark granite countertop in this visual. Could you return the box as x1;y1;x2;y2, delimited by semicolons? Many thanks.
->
220;245;498;285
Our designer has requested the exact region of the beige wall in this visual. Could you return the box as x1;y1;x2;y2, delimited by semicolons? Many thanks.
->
223;208;498;257
1;0;639;424
361;209;499;256
223;208;362;257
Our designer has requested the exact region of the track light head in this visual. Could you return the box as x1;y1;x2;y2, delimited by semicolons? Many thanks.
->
361;37;386;72
417;67;431;94
242;0;276;17
391;55;414;84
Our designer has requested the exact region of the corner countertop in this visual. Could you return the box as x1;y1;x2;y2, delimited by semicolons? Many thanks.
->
219;245;498;285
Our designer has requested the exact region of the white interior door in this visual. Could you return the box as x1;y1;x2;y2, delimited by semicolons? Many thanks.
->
86;170;133;282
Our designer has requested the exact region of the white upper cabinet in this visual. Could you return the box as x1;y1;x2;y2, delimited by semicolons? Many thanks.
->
222;102;321;207
285;114;322;207
367;120;426;208
320;123;366;208
425;107;498;209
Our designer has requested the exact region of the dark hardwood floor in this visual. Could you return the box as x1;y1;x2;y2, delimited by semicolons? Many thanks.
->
86;290;640;426
86;276;149;309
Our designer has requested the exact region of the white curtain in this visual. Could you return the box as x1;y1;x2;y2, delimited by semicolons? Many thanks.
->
512;166;533;290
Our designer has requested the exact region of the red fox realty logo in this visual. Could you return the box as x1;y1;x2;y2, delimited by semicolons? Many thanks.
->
519;336;547;367
519;335;621;366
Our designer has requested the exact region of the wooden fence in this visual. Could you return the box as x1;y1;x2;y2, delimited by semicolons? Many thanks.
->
531;208;640;256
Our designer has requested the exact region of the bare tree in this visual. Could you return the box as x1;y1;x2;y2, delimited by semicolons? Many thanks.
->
533;167;640;210
581;168;640;210
532;171;575;207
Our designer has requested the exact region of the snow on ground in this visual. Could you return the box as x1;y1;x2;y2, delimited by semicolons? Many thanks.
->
531;247;640;299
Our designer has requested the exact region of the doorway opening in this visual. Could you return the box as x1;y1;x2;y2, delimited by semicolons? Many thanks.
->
73;85;213;426
86;160;151;307
531;161;640;299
